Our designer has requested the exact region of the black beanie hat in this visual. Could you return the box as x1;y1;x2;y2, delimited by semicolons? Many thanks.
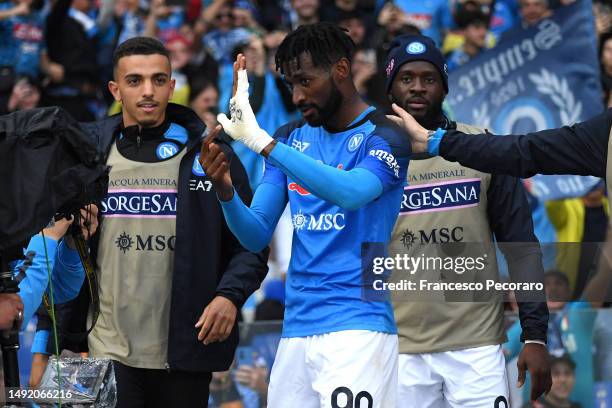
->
385;34;449;93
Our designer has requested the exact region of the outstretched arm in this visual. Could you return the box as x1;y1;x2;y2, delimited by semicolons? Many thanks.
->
388;103;610;178
217;54;409;211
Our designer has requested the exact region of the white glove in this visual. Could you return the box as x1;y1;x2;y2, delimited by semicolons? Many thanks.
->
217;70;274;154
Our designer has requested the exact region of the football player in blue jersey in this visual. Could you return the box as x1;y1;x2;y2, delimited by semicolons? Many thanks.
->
199;22;411;408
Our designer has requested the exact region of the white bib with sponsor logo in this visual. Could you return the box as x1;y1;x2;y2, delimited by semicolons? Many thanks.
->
89;142;185;369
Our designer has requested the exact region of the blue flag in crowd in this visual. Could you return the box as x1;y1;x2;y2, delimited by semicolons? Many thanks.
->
447;0;604;200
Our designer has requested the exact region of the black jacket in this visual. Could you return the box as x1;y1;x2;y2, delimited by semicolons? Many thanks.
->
440;109;611;179
436;112;612;342
427;118;549;343
77;104;269;372
45;0;99;91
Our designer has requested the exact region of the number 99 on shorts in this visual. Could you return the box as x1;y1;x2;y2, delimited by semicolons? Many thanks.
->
332;386;373;408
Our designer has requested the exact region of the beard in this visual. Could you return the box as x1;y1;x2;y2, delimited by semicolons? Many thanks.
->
300;81;343;127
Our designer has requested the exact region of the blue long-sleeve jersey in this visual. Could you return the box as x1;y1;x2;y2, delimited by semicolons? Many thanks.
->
221;107;411;337
11;234;86;330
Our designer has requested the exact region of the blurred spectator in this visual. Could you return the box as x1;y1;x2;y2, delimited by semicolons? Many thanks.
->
546;182;608;298
447;7;491;72
368;4;422;109
319;0;376;27
44;0;102;121
1;76;40;113
201;0;251;64
600;32;612;107
371;3;421;63
231;281;285;406
189;76;219;130
594;308;612;382
254;279;285;322
232;0;264;36
591;225;612;383
113;0;146;45
519;0;551;27
338;10;368;47
505;270;599;406
393;0;453;46
165;33;193;105
0;0;46;82
594;1;611;38
489;0;521;39
209;368;247;407
522;355;582;408
144;0;185;43
233;358;267;407
288;0;319;30
351;47;377;99
185;40;219;85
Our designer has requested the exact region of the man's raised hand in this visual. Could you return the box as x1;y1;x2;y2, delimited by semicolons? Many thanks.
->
199;125;234;201
386;103;430;154
216;53;274;154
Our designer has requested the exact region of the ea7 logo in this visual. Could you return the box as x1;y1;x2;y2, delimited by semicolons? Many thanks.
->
189;179;213;191
291;140;310;152
368;149;400;178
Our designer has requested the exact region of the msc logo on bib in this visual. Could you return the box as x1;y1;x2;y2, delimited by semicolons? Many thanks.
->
400;179;480;215
156;142;179;159
115;231;176;253
400;227;464;248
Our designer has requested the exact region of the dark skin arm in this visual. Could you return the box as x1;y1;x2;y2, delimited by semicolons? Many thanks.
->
517;343;552;401
194;128;239;345
199;124;234;201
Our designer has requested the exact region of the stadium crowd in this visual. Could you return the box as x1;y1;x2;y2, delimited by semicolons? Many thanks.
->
0;0;611;407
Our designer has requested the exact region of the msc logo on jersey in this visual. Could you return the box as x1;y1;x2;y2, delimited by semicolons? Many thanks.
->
399;179;480;215
101;190;177;218
156;142;179;159
292;210;345;232
291;140;310;152
406;41;426;54
347;132;364;153
369;149;400;178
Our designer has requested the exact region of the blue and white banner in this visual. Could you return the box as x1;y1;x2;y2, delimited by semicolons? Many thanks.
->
447;0;604;200
527;175;603;201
